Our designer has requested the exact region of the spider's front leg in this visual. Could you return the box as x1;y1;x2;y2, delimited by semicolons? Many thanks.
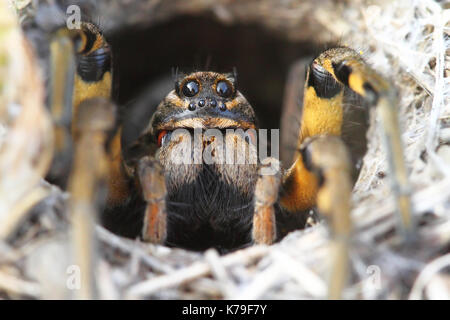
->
68;97;116;299
299;135;353;299
136;156;167;244
48;23;129;297
252;158;281;245
280;47;412;234
49;21;132;206
69;23;130;209
279;47;413;298
328;49;413;233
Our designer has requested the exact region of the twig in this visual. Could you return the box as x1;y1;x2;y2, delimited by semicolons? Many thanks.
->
0;185;49;240
96;226;175;274
204;248;237;299
97;260;120;300
125;245;268;299
409;253;450;300
0;269;41;298
270;251;327;298
234;263;283;300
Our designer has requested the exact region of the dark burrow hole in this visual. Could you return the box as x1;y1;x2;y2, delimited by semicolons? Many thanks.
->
108;15;321;137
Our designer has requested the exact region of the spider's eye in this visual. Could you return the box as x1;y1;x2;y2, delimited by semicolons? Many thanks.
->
182;80;200;97
216;81;232;98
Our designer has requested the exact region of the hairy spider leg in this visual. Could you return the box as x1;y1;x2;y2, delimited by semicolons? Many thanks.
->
48;28;77;185
48;23;130;297
71;23;131;208
299;135;353;299
280;47;412;234
137;156;168;243
252;158;281;245
68;97;116;299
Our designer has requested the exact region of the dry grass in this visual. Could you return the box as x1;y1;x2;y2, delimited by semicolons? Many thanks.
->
0;0;449;299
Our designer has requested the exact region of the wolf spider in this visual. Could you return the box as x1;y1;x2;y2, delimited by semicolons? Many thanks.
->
48;22;413;262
